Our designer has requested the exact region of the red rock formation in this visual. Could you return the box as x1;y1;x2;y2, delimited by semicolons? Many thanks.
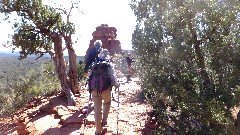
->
85;24;123;60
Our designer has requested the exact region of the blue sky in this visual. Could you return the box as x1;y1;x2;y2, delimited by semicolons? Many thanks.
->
0;0;136;56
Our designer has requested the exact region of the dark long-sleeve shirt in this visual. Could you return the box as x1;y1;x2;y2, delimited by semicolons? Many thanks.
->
84;45;101;73
126;56;134;67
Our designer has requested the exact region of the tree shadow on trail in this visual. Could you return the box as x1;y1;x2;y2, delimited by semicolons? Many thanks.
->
125;89;146;104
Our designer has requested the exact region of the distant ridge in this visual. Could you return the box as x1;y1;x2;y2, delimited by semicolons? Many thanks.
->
0;51;20;57
0;51;85;62
0;51;51;58
0;51;83;57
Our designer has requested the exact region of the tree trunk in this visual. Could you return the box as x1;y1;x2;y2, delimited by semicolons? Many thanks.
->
188;11;210;83
64;35;79;94
52;35;76;106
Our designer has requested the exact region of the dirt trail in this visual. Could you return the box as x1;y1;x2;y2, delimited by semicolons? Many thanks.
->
0;78;154;135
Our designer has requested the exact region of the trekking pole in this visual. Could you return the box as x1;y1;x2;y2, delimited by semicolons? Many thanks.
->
112;87;117;101
117;86;120;135
117;111;119;135
84;77;90;132
84;92;91;134
117;86;120;107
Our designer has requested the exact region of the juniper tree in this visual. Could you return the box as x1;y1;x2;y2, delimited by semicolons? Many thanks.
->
0;0;81;105
131;0;240;134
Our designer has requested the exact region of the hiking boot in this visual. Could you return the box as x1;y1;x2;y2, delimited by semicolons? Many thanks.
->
102;128;107;134
95;129;107;135
126;75;132;82
126;79;132;83
101;121;107;127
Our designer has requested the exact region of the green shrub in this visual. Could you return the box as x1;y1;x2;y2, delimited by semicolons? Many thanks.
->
77;62;84;79
131;0;240;134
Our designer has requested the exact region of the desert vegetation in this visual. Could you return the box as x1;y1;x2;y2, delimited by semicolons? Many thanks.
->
0;55;84;117
131;0;240;134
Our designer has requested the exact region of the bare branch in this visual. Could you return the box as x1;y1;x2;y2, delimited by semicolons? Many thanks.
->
67;3;74;23
62;46;67;51
35;53;44;60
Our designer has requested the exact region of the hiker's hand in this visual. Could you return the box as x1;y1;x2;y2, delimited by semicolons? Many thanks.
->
83;72;88;78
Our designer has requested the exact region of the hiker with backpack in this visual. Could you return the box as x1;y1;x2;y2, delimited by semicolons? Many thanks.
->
125;52;135;82
88;49;120;135
84;40;103;78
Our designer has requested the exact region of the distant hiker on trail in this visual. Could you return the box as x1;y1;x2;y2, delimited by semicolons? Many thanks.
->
84;40;103;78
125;52;135;82
88;49;120;135
79;60;83;65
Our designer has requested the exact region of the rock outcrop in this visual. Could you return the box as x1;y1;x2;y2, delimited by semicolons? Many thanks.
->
85;24;123;60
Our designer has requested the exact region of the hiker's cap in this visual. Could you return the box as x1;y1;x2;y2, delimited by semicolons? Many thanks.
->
94;40;102;46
